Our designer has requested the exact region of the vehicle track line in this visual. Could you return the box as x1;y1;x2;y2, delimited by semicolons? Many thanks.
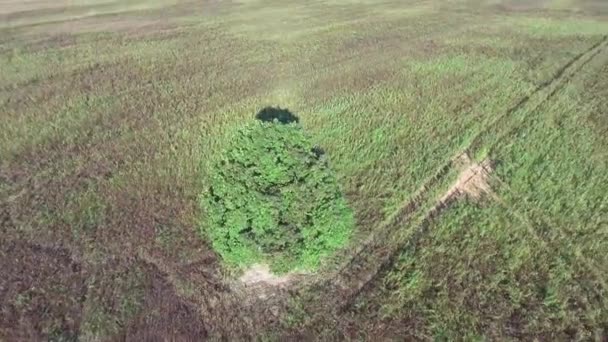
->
322;35;608;310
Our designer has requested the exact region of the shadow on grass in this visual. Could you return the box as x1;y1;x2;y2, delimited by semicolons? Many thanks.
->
255;106;324;157
255;106;299;124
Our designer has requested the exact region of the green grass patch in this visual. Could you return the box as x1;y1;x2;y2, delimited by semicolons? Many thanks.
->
358;44;608;340
490;82;608;274
372;200;605;340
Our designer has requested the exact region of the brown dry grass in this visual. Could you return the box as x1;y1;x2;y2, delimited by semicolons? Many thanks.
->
0;240;85;340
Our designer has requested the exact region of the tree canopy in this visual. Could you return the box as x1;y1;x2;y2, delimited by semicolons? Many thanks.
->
202;111;353;273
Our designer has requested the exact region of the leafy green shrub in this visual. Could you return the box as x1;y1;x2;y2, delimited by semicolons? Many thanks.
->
202;111;353;273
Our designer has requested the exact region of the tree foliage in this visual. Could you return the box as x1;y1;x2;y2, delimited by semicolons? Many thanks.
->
203;115;353;273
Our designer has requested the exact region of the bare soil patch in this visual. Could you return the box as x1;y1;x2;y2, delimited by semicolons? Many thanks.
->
441;153;493;203
240;264;299;287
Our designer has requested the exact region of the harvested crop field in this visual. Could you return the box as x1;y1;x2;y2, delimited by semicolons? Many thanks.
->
1;0;608;340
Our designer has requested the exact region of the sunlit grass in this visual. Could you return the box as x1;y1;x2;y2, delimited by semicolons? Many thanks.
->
504;17;608;38
373;200;606;340
361;33;608;340
0;0;178;29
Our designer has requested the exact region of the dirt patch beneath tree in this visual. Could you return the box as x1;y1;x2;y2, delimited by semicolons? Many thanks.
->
240;264;301;287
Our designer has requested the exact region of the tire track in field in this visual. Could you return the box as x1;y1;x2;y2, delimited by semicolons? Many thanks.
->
465;35;608;155
320;35;608;310
319;157;454;303
474;42;608;297
488;171;608;299
342;37;608;308
464;38;608;295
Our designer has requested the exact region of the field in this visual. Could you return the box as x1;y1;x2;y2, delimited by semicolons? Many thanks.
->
1;0;608;339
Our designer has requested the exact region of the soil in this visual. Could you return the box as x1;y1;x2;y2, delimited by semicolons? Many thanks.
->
240;264;297;287
441;153;493;203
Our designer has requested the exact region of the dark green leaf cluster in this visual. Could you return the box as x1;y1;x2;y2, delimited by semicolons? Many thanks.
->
203;119;353;273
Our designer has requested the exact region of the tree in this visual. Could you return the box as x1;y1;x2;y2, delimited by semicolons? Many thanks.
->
202;109;353;273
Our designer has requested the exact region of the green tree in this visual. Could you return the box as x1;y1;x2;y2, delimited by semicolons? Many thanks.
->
202;115;353;273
